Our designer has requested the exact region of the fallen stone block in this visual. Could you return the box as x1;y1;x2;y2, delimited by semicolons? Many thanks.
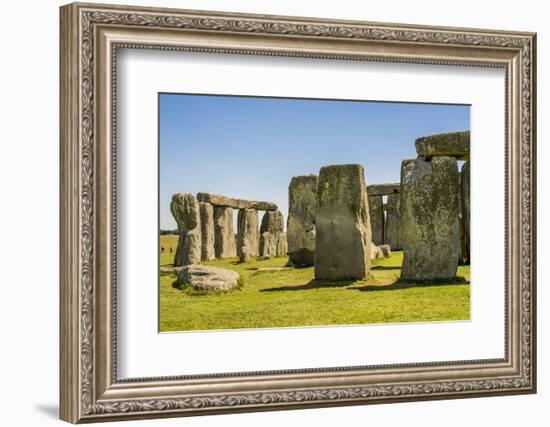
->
176;265;240;292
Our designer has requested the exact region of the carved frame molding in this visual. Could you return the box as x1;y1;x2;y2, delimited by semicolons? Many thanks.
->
60;2;536;423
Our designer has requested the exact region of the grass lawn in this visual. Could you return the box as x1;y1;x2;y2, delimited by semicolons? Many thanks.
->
159;235;470;332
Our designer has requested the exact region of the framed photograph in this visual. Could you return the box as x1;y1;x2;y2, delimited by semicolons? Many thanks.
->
60;2;537;423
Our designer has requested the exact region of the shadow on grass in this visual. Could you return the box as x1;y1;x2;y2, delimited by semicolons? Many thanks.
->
244;264;311;271
370;265;401;271
261;279;355;292
349;276;470;292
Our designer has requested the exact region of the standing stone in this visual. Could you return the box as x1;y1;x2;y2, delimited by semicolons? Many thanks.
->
315;164;372;280
368;195;384;246
461;161;470;264
170;193;201;267
214;207;237;258
259;210;287;257
237;208;259;259
400;157;461;281
199;202;215;261
287;174;318;266
385;193;402;250
239;246;251;263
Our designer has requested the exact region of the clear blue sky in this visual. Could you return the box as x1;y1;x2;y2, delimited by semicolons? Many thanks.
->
160;93;469;230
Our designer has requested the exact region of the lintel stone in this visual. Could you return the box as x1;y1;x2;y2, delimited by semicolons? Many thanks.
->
366;183;400;196
197;192;277;211
415;130;470;160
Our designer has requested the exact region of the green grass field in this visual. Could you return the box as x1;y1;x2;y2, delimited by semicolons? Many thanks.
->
159;235;470;332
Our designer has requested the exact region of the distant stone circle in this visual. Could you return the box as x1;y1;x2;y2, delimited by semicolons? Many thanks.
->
171;192;285;267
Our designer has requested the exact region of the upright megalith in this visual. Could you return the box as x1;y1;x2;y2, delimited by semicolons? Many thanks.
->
214;207;237;258
366;182;400;249
461;161;470;264
315;164;372;280
385;193;402;250
415;130;470;160
400;157;461;281
259;210;287;257
170;193;201;267
237;208;259;259
287;174;318;266
199;202;215;261
368;195;384;246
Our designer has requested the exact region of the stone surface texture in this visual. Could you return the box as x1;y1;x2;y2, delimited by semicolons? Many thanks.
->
379;244;392;257
315;164;372;280
214;207;237;258
370;243;384;261
259;210;287;257
366;183;400;196
287;174;318;266
197;192;277;211
368;195;384;246
236;208;259;259
384;193;402;250
176;265;240;292
199;202;215;261
239;246;251;263
400;157;461;280
461;161;471;264
415;130;470;160
170;193;201;267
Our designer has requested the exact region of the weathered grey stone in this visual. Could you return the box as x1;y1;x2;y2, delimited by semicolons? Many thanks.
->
259;232;272;257
415;130;470;160
287;174;318;266
379;244;391;257
366;183;400;196
197;192;277;211
368;195;384;246
261;210;285;234
384;193;402;250
214;207;237;258
457;171;465;264
160;266;183;274
370;243;384;261
315;164;372;280
236;208;259;259
239;246;251;263
400;157;461;281
259;210;287;257
170;193;201;267
199;202;215;261
277;232;288;257
176;265;240;292
461;161;470;264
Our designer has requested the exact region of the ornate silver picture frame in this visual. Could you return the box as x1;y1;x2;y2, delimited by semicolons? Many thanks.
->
60;2;536;423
